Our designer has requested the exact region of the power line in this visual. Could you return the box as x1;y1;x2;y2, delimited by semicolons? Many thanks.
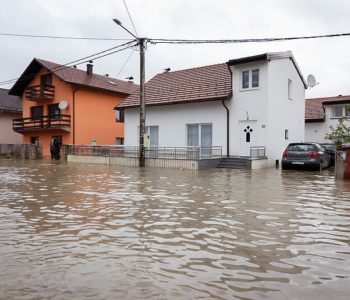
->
122;0;138;38
150;32;350;44
0;40;138;86
0;32;133;41
116;49;135;78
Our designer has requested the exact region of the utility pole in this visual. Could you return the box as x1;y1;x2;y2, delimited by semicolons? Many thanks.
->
139;38;146;167
113;19;146;167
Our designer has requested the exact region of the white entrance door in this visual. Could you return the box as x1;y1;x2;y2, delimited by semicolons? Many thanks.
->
239;121;257;156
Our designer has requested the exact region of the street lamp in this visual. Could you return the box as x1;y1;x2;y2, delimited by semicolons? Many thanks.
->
113;18;146;167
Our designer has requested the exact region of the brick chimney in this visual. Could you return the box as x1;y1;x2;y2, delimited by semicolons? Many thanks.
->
87;63;93;76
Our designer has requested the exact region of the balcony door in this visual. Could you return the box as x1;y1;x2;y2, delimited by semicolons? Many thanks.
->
31;106;43;119
187;123;212;156
49;104;60;119
30;106;43;127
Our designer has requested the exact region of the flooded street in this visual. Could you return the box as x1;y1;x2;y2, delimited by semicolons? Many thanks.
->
0;159;350;300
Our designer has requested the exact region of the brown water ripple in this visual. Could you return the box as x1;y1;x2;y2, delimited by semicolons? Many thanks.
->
0;160;350;299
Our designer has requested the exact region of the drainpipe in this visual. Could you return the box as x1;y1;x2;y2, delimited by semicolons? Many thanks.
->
223;63;233;157
72;85;80;145
222;99;230;157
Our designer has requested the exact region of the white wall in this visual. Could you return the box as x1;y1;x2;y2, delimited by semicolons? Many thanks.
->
124;101;228;154
305;105;344;143
267;58;305;164
229;61;269;156
228;58;305;164
0;112;22;144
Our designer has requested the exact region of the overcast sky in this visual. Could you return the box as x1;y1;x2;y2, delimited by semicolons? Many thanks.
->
1;0;350;98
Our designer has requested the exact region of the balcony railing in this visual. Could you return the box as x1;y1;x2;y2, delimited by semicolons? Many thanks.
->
68;145;222;160
25;85;55;100
250;146;267;158
13;114;71;132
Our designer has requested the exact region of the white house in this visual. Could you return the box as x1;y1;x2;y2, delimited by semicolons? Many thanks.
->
117;51;307;168
305;95;350;143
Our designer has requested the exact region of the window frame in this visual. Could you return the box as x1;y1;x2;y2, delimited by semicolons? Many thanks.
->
331;105;346;118
288;79;293;100
186;123;213;147
285;129;289;140
240;68;260;91
115;109;125;123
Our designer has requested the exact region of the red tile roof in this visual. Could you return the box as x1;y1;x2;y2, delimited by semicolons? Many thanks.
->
305;95;350;121
9;58;138;96
117;63;232;108
305;98;325;121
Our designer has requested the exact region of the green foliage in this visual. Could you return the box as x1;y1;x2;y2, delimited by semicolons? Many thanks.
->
325;104;350;149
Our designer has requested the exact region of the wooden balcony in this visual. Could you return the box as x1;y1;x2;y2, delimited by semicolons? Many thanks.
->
25;85;55;100
13;114;71;133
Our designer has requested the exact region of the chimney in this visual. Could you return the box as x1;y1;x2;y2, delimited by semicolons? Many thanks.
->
87;62;93;76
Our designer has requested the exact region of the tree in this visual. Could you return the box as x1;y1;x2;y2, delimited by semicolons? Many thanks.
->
325;104;350;149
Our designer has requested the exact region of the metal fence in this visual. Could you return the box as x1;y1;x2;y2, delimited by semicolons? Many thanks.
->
68;145;222;160
250;146;266;158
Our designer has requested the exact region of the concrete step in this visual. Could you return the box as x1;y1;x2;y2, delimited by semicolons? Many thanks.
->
217;157;251;169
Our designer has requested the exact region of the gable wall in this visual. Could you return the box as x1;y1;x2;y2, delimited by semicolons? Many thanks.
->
267;58;305;162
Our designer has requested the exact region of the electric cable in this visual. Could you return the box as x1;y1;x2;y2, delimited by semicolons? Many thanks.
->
0;40;138;86
122;0;138;38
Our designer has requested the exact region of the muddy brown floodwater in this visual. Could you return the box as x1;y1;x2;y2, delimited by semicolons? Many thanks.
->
0;159;350;299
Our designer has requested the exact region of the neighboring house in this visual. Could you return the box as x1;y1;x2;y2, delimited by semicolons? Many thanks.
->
305;95;350;142
117;51;307;167
0;88;22;144
9;58;138;157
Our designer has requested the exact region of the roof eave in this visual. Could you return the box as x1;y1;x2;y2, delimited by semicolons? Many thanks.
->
116;94;231;109
8;58;50;96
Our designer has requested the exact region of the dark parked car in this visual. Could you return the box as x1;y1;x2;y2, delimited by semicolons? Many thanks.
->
320;143;336;166
282;143;330;170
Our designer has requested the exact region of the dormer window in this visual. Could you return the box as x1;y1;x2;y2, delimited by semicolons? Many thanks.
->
241;69;260;90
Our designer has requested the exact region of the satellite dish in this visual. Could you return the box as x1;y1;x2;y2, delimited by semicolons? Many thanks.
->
307;74;317;88
58;100;68;110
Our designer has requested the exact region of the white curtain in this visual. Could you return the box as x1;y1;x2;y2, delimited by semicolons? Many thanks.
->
149;126;159;146
201;124;212;147
187;124;199;146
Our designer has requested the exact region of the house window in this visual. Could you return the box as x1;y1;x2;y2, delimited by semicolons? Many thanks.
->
252;69;260;88
242;70;250;89
116;137;124;145
30;106;43;120
30;136;39;146
187;124;212;147
48;103;60;119
332;105;345;118
243;125;253;143
115;109;125;122
288;79;293;99
346;106;350;117
139;126;159;146
241;69;260;90
285;129;289;140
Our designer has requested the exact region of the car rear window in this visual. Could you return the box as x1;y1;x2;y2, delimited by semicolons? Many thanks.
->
287;144;315;152
321;144;335;151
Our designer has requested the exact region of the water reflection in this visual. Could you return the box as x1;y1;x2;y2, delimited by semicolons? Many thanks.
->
0;160;350;299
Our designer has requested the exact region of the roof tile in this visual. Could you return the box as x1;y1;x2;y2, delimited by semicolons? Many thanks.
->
118;63;231;108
